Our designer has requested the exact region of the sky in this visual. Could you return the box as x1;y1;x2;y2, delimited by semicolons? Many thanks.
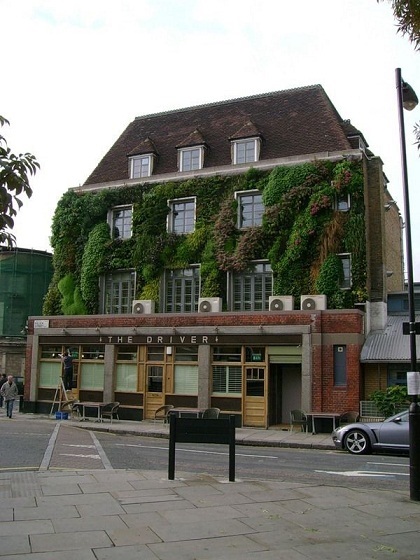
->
2;0;420;279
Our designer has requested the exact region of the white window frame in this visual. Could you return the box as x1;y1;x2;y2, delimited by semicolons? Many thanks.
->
129;154;153;178
178;147;203;172
164;267;200;313
167;197;196;234
235;190;264;228
334;193;351;212
102;269;136;314
109;205;133;240
338;253;352;289
229;261;272;311
232;137;260;164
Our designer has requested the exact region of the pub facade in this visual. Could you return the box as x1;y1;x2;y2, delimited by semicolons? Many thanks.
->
23;85;401;427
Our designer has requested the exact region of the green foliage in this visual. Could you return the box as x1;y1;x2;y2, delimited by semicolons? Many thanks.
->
369;385;409;418
315;254;343;296
0;116;39;246
80;223;111;314
47;159;367;314
58;274;88;315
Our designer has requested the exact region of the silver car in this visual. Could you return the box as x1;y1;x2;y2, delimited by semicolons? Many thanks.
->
331;410;410;454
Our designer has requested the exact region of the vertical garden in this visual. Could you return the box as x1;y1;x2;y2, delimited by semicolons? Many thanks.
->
43;159;367;315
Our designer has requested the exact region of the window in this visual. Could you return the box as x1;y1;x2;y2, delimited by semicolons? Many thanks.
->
165;267;200;313
147;365;163;392
236;191;264;228
110;206;132;240
103;270;135;314
179;148;202;171
174;365;198;394
246;367;264;396
335;193;350;212
213;346;242;362
212;365;242;394
130;155;152;178
167;198;195;234
233;139;258;164
232;262;272;311
333;345;347;386
338;254;351;289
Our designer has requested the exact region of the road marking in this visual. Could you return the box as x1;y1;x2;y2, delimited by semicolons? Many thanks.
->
315;469;408;478
59;453;102;459
63;444;95;449
116;443;278;459
367;461;408;468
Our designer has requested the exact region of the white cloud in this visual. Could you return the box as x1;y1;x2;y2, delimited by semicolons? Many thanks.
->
2;0;420;279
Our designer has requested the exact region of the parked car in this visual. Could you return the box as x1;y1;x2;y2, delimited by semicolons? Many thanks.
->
331;410;409;454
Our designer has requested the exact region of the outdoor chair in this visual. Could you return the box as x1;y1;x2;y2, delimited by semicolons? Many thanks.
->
101;402;120;424
289;409;308;433
339;410;360;425
154;404;174;423
202;407;220;419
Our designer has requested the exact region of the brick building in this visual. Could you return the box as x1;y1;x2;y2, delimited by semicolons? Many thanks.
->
25;85;402;427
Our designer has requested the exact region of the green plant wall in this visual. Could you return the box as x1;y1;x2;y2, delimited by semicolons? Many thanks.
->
43;160;367;315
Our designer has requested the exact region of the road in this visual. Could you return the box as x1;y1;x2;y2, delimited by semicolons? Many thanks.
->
0;418;410;492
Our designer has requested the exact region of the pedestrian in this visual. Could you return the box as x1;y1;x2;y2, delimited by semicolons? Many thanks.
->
59;351;73;390
0;376;18;418
0;373;7;408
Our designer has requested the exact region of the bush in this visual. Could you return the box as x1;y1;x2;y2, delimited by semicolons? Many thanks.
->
369;386;409;418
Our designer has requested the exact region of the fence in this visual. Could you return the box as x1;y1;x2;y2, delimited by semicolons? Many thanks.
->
359;401;408;422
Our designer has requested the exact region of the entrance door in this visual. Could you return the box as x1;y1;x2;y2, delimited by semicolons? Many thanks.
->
268;364;282;426
243;366;266;427
144;365;164;419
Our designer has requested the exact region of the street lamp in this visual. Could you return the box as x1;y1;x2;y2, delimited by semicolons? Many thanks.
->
395;67;420;501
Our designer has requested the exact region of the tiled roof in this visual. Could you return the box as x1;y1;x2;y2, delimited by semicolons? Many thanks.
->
84;84;357;186
176;128;207;149
360;315;420;362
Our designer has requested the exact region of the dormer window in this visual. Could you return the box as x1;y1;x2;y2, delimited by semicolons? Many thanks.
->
129;154;153;178
178;147;203;172
233;139;259;164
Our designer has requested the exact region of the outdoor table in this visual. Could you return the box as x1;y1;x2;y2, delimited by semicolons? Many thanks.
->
168;407;205;418
306;412;341;434
76;401;107;422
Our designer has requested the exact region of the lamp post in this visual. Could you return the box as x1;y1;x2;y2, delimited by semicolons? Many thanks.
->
395;67;420;501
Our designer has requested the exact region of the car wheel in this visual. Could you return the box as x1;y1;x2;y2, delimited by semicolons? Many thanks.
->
344;429;371;455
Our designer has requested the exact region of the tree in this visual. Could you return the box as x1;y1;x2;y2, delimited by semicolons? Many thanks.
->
378;1;420;147
0;116;39;245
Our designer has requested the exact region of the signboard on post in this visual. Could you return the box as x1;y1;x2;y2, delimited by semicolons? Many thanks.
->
168;414;236;481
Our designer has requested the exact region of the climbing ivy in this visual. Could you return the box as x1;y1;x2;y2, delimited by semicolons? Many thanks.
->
43;159;367;315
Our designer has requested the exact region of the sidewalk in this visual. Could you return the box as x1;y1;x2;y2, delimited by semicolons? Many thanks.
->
70;415;336;450
0;412;418;559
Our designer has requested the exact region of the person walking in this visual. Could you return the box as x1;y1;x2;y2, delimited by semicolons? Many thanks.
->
0;373;7;408
0;376;18;418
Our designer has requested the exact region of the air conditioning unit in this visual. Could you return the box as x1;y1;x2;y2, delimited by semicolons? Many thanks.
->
198;297;222;313
132;300;155;314
269;296;294;311
300;295;327;311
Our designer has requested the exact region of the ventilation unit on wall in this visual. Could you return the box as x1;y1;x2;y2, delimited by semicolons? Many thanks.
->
268;296;294;311
198;297;222;313
132;300;155;314
300;295;327;311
